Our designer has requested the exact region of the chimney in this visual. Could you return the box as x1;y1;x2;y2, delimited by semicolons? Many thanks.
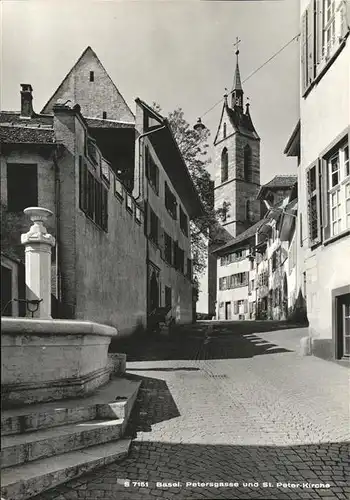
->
20;84;34;117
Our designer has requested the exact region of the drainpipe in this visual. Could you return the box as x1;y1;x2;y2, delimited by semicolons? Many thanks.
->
134;126;165;202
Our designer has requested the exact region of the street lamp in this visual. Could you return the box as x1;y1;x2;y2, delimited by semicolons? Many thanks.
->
193;118;206;132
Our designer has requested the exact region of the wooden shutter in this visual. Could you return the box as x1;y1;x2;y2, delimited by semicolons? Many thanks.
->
316;0;324;64
233;301;239;315
244;300;248;314
306;160;322;246
340;0;350;39
321;157;330;240
301;8;309;95
307;1;316;86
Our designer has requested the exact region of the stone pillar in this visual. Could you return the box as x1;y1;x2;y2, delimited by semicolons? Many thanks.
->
21;207;55;319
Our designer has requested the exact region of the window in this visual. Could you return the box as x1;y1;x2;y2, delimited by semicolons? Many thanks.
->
243;145;252;182
301;0;349;94
114;176;124;200
223;122;227;139
323;0;336;58
165;182;177;219
102;111;107;119
135;206;142;224
101;159;110;185
306;162;322;245
180;206;189;236
173;241;184;273
220;250;245;266
187;258;192;280
7;163;38;212
164;231;173;265
87;138;98;166
145;147;159;194
149;207;159;245
219;272;248;290
221;148;228;183
79;159;108;231
165;286;172;309
89;71;94;82
126;194;133;213
327;142;350;236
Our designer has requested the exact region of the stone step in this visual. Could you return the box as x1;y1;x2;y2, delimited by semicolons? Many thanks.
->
1;418;124;468
2;376;141;436
1;439;131;500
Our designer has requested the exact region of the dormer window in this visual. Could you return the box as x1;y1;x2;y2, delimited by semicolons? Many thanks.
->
89;71;94;82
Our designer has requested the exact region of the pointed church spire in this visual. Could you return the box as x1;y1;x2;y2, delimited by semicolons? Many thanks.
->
231;38;244;111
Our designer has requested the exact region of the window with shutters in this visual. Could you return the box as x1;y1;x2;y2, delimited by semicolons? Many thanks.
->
79;159;108;231
145;146;159;194
306;162;322;245
164;231;173;265
180;205;189;236
301;0;349;95
327;141;350;236
149;207;159;245
165;182;177;220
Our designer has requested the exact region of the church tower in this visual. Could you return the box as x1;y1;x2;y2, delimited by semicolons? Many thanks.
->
214;45;261;238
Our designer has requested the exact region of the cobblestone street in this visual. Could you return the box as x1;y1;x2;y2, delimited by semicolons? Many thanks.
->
35;323;350;500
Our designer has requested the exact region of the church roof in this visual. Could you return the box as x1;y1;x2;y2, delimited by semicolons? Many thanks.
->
225;104;259;138
232;60;243;92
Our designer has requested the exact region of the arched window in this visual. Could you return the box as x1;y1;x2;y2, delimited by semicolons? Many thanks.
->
221;148;228;183
223;122;227;139
244;145;252;182
246;200;251;221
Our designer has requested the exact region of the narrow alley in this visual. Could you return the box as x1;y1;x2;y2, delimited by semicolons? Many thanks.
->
34;323;349;500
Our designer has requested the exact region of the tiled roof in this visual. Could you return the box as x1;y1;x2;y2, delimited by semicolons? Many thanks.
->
0;111;53;127
261;175;297;190
212;219;267;255
0;124;55;144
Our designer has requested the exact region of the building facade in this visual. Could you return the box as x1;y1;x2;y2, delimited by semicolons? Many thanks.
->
133;99;204;325
295;0;350;359
214;176;299;322
0;89;147;336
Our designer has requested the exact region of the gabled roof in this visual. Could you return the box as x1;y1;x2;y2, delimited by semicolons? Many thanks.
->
41;46;134;122
212;219;267;255
135;98;205;219
257;174;297;199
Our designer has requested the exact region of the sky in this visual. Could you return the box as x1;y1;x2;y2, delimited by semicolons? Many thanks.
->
0;0;300;184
